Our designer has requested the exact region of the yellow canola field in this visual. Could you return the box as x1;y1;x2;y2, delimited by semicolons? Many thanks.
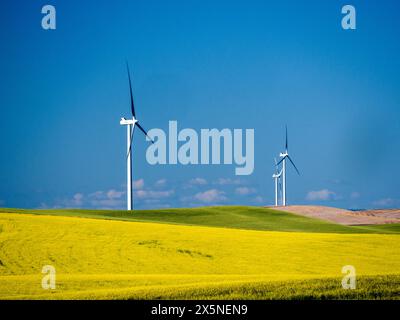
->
0;213;399;299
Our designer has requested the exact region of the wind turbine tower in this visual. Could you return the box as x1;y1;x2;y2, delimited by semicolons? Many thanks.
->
272;158;282;206
277;126;300;206
120;63;153;210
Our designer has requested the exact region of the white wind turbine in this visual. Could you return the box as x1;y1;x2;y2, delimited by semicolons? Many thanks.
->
272;158;283;207
120;63;153;210
276;126;300;206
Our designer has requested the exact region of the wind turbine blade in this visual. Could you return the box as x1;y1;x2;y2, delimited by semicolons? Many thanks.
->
274;158;278;174
126;126;136;159
126;62;136;118
285;125;288;152
136;122;154;144
276;157;284;166
287;155;300;175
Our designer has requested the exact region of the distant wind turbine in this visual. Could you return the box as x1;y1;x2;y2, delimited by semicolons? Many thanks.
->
272;158;283;207
276;126;300;206
120;63;153;210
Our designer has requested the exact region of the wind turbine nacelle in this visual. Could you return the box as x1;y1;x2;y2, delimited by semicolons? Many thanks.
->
120;117;137;125
279;152;288;158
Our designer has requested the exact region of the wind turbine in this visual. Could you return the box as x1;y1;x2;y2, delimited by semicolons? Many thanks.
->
276;126;300;206
272;158;283;206
120;63;153;210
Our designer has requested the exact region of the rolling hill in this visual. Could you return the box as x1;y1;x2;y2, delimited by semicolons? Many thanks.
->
0;207;399;299
272;205;400;225
1;206;399;234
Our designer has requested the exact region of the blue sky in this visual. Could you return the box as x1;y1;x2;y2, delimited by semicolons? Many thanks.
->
0;0;399;210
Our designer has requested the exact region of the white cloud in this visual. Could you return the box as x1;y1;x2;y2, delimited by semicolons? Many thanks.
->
214;178;241;185
73;193;83;200
135;189;174;199
189;178;207;185
88;191;104;198
88;189;125;209
155;179;167;187
54;192;85;208
235;187;256;195
106;189;124;199
133;179;144;189
38;202;48;209
72;193;84;205
373;198;395;207
194;189;227;203
306;189;336;201
54;180;174;210
253;196;264;203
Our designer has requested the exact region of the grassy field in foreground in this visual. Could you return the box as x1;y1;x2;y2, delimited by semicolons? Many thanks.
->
0;212;399;299
1;206;399;234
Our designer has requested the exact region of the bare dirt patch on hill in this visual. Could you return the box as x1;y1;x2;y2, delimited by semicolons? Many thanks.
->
269;206;400;225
